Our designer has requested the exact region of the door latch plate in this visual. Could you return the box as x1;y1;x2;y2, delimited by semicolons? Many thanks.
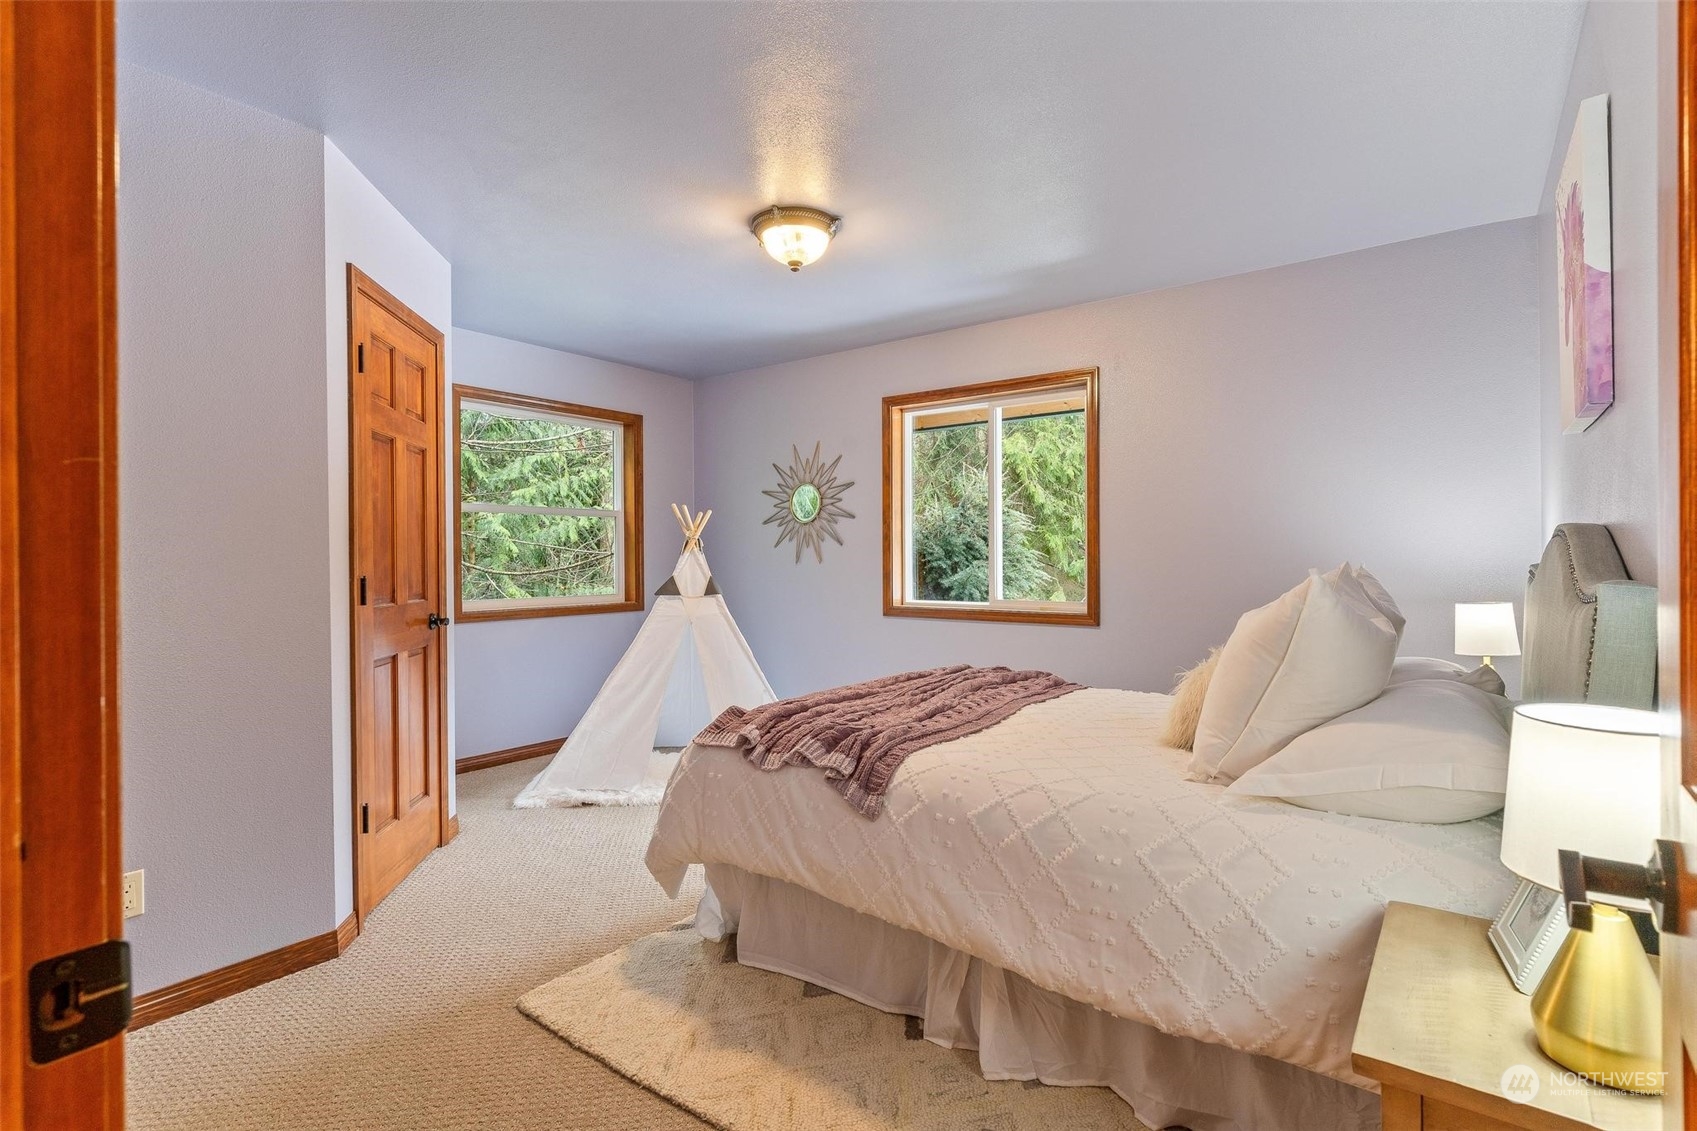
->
29;939;131;1063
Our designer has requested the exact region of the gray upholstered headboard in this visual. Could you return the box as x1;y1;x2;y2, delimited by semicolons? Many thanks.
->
1522;523;1657;709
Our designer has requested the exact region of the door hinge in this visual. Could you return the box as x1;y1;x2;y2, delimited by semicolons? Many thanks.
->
29;939;131;1062
362;803;370;834
358;575;367;606
357;342;365;373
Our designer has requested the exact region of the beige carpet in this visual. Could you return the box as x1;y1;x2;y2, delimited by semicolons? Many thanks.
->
521;929;1151;1131
127;758;714;1130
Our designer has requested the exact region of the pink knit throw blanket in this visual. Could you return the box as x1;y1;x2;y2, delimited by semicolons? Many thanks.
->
692;664;1083;818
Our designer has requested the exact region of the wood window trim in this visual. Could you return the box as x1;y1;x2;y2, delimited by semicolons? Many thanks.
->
882;367;1100;628
452;384;644;623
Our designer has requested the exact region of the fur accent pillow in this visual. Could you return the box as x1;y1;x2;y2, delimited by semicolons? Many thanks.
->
1160;647;1221;751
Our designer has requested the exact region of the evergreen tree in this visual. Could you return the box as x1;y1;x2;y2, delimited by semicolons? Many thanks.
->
460;409;618;601
909;412;1085;604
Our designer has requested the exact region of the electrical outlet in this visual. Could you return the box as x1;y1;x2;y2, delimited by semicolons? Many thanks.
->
122;869;144;918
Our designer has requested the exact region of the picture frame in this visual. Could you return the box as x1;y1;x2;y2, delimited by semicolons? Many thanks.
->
1554;93;1615;434
1487;878;1568;995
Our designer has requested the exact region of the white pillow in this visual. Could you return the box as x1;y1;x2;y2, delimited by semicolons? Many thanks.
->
1223;676;1512;823
1388;656;1468;683
1272;786;1505;824
1389;656;1507;697
1188;565;1399;783
1348;565;1405;642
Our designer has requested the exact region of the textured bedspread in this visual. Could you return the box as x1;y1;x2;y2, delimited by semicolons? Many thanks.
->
647;688;1516;1086
693;664;1082;818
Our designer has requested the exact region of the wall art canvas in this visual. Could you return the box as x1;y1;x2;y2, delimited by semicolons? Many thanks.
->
1555;93;1614;434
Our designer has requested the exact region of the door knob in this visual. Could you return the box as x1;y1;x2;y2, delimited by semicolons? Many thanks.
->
427;613;450;630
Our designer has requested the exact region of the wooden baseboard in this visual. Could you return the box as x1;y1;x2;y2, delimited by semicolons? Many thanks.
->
444;814;460;843
455;736;565;774
130;912;359;1030
334;912;359;954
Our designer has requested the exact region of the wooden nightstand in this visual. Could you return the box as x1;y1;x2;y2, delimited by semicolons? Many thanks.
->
1353;902;1662;1131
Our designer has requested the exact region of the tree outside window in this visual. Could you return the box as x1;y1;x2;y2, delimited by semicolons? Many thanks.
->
454;386;642;620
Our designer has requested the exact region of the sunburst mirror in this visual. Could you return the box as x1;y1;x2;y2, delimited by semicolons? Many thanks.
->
763;442;854;563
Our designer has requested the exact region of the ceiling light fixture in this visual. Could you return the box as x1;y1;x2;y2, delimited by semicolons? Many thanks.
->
750;206;841;272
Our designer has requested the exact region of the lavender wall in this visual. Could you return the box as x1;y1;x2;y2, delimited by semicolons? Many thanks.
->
1539;0;1667;584
696;220;1543;700
450;330;696;760
323;138;454;925
120;65;458;993
119;64;334;995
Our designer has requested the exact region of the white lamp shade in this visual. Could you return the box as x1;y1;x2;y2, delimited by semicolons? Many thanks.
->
1499;702;1661;893
1455;601;1521;658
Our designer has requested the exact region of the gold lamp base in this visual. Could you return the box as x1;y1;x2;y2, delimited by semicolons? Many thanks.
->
1530;905;1661;1093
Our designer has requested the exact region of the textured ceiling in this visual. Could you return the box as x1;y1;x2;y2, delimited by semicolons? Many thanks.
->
118;1;1584;378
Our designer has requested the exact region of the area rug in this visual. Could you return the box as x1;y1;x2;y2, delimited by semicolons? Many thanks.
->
518;927;1150;1131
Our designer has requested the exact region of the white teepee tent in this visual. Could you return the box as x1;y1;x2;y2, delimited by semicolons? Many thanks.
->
513;505;775;808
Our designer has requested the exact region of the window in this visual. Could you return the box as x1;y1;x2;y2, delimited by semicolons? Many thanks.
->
454;385;642;620
883;368;1098;626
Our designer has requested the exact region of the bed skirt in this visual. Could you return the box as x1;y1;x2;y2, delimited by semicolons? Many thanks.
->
699;864;1381;1131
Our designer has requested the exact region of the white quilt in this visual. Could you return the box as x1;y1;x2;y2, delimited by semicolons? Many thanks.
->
646;688;1516;1085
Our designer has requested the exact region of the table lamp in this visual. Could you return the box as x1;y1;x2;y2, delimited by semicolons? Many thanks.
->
1499;702;1662;1091
1455;601;1520;669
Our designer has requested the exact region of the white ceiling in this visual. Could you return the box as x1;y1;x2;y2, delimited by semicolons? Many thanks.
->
118;1;1584;378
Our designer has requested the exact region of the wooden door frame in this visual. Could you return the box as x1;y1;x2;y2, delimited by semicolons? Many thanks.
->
0;0;124;1125
346;263;451;929
1680;0;1697;813
1677;4;1697;1126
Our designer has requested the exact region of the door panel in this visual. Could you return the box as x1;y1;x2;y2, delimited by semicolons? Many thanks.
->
369;333;396;409
402;356;427;421
371;656;396;828
368;432;396;604
350;267;446;923
403;646;429;804
403;442;429;601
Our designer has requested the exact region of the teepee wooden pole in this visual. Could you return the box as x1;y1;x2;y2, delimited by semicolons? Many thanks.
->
674;503;708;552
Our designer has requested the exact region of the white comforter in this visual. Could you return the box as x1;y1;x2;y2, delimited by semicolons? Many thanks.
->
646;688;1516;1085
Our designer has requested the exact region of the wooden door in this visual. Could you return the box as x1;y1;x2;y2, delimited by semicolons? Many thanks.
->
1676;6;1697;1125
0;0;126;1125
349;266;448;923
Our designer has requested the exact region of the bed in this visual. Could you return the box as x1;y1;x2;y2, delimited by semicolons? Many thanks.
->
644;524;1656;1131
